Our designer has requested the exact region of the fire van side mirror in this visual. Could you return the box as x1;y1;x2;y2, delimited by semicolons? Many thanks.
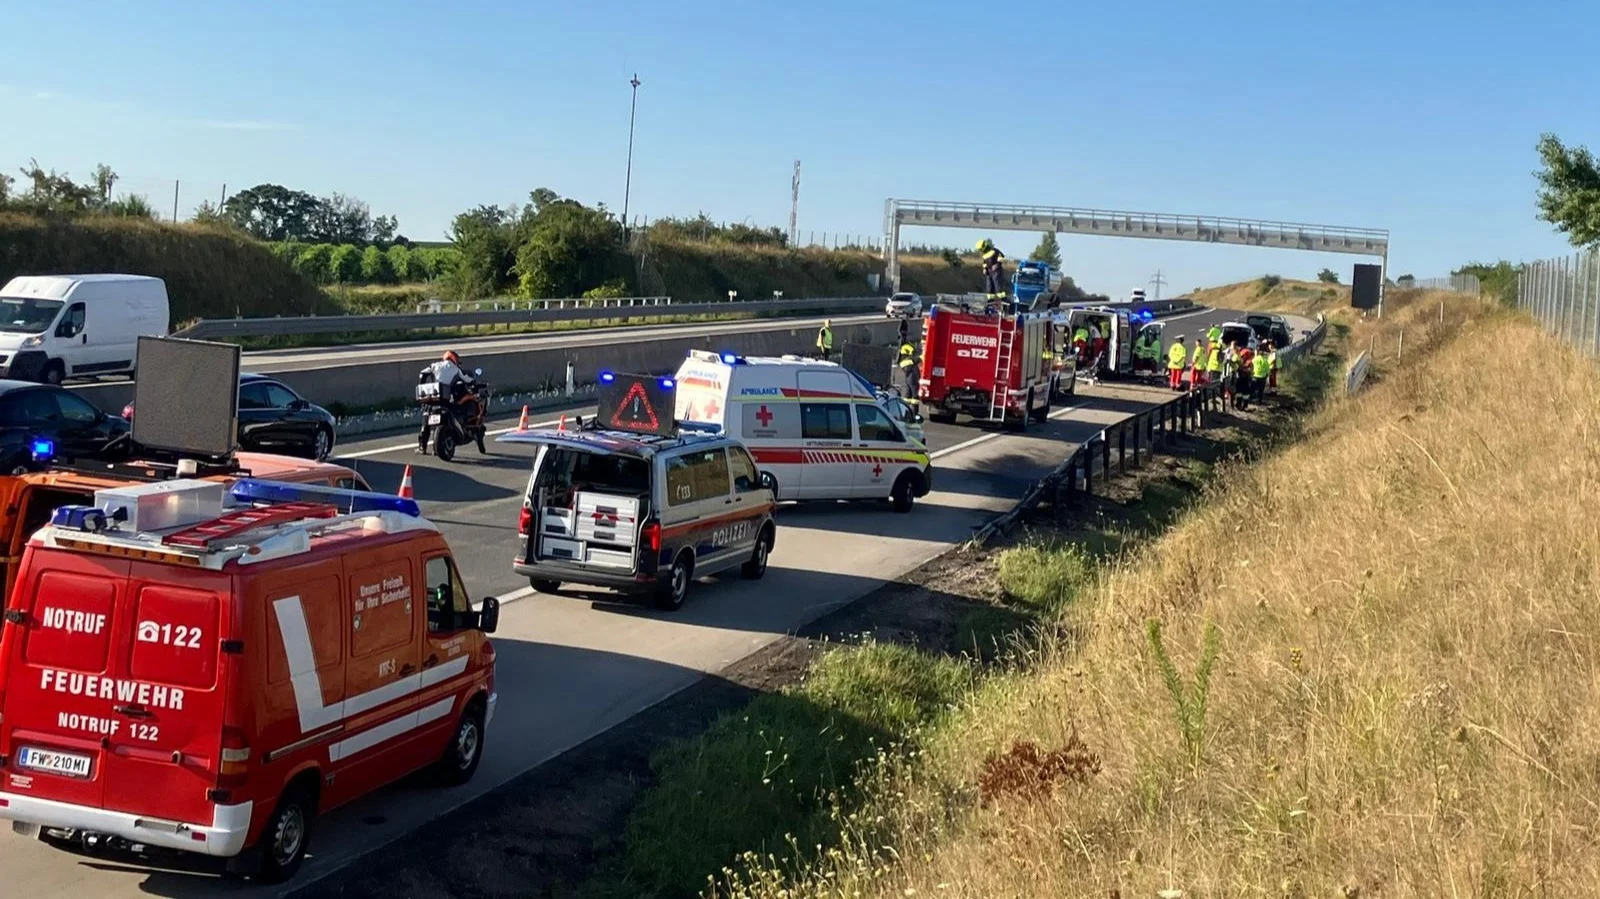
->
477;597;500;634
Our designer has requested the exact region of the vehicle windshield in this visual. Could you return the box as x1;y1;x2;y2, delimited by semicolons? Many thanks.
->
1016;268;1046;285
0;297;64;334
891;293;916;302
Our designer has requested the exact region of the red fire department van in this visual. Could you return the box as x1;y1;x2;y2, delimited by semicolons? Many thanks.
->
918;302;1059;430
0;477;500;883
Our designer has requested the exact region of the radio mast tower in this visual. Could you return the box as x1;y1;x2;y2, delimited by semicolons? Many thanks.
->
789;161;800;247
1149;268;1168;301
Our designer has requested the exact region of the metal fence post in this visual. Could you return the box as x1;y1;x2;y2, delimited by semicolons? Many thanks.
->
1118;426;1127;473
1132;414;1142;467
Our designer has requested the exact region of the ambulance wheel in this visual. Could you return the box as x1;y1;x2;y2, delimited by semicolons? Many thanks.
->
436;699;486;786
742;526;773;579
530;578;561;594
254;785;315;884
435;430;457;462
890;474;916;513
654;553;692;611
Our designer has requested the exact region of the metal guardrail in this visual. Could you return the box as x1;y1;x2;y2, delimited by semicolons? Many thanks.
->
970;311;1329;545
416;296;673;313
174;296;884;341
1345;351;1372;394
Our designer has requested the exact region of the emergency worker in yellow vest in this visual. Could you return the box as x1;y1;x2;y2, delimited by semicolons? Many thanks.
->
977;239;1006;301
1166;336;1187;391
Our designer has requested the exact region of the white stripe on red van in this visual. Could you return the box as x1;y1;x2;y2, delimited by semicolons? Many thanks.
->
272;596;469;742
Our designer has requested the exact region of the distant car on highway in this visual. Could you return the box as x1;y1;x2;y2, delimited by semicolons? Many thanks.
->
0;380;128;474
885;292;924;318
123;373;337;461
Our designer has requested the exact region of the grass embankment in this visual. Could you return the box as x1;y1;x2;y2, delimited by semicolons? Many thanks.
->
698;288;1600;897
0;213;334;321
0;214;982;327
1194;276;1350;315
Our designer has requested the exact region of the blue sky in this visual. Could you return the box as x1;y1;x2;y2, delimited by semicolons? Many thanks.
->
5;0;1596;296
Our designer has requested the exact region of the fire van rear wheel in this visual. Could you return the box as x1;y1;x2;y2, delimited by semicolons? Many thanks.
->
255;785;314;885
436;699;486;786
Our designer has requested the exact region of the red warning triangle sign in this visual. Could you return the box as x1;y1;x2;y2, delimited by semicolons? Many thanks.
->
610;380;661;432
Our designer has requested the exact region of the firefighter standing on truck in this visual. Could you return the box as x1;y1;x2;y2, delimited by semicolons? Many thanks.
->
1166;336;1187;391
978;239;1006;302
817;320;833;361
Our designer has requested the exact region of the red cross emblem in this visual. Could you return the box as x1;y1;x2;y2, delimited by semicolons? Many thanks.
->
872;463;884;478
703;397;721;419
755;405;774;427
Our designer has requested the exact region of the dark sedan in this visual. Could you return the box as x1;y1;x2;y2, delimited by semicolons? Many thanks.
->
123;373;338;461
0;380;129;474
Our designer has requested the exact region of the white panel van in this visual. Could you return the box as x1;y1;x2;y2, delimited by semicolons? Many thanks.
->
0;274;170;383
672;350;933;512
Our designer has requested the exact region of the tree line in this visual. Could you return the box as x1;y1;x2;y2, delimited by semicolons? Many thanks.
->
265;241;459;286
0;160;159;218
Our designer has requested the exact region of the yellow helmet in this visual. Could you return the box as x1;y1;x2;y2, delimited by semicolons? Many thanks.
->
976;238;991;252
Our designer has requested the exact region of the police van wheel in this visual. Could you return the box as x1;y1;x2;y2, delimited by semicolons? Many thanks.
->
891;476;916;513
742;528;772;579
530;578;561;594
655;554;692;611
436;700;486;786
254;786;314;884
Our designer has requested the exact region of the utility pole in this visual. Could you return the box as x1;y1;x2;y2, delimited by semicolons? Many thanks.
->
789;160;800;248
622;73;641;237
1149;268;1168;301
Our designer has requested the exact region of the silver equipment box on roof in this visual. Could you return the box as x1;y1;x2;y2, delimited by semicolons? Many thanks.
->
95;479;228;532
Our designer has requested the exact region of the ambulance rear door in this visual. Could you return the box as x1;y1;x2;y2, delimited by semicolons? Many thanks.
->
673;356;732;430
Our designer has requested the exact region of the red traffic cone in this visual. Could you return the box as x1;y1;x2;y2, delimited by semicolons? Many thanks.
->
518;405;530;430
397;465;415;500
557;413;567;431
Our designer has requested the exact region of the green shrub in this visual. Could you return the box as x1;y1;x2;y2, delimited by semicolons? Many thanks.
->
359;245;394;284
582;279;630;299
328;244;362;283
997;542;1094;615
294;244;333;284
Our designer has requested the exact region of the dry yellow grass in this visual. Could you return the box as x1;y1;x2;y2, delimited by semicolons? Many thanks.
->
716;290;1600;898
1195;276;1351;315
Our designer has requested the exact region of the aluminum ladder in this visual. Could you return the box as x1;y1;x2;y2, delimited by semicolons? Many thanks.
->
987;316;1018;421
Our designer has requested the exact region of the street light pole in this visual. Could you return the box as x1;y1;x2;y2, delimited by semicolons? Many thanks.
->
622;73;641;237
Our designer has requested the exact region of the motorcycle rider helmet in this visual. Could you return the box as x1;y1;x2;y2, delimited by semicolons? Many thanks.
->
442;350;461;365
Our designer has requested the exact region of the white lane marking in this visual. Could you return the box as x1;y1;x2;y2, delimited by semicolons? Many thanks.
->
337;415;572;460
927;404;1078;460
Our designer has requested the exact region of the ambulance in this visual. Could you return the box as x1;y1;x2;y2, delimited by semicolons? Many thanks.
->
673;351;933;512
0;478;499;883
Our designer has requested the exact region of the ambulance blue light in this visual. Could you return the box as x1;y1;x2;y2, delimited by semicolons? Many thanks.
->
720;352;739;365
228;479;422;518
30;438;54;461
659;377;675;390
927;304;938;319
599;371;616;383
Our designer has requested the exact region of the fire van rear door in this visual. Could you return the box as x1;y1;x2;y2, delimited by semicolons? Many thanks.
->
0;552;128;811
96;564;232;827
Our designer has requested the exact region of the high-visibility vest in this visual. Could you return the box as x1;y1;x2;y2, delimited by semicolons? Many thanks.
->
1167;343;1187;369
1206;345;1223;372
1252;353;1271;378
1074;328;1089;344
1268;351;1279;370
817;327;833;349
1190;345;1205;367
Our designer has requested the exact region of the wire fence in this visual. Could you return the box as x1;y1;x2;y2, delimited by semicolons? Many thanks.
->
1516;250;1599;357
1396;274;1481;294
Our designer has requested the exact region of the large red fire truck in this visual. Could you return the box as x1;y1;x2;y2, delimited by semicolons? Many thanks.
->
917;301;1059;430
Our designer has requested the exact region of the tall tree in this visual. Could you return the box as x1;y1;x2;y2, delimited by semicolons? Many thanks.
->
449;204;520;299
222;184;323;241
1535;133;1600;249
1030;230;1062;267
513;193;628;299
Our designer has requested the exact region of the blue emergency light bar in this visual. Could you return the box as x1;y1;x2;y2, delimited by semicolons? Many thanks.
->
30;438;54;462
228;479;422;518
599;371;616;383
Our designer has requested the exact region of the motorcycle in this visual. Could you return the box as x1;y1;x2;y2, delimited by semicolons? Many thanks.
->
417;367;490;462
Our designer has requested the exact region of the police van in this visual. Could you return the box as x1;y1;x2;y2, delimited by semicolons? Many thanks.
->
501;373;777;611
672;350;933;512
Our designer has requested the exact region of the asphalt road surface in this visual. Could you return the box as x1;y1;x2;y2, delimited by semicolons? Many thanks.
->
4;306;1300;897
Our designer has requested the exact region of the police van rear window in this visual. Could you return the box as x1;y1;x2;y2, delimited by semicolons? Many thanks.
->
534;448;651;497
23;571;115;672
128;584;220;690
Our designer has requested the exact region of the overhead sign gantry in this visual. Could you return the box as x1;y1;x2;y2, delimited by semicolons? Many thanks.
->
881;198;1390;293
